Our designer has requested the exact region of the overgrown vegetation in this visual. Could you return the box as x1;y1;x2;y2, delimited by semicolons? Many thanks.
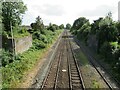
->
71;12;120;81
2;29;62;88
1;0;64;88
65;23;71;30
2;1;27;37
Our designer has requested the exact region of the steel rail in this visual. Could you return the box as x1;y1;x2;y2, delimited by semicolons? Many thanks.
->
66;31;85;89
74;34;113;90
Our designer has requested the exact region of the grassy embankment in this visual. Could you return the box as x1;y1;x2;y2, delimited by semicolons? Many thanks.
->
2;29;63;88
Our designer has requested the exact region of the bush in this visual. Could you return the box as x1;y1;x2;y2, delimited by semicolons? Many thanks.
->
100;41;113;62
40;34;48;43
2;49;13;67
33;39;46;49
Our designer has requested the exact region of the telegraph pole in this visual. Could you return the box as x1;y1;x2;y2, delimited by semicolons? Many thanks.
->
10;21;15;60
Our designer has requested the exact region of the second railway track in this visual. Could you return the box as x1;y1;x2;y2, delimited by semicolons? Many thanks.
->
40;30;117;89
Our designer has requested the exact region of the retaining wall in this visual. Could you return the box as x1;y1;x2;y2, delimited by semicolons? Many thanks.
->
2;35;32;54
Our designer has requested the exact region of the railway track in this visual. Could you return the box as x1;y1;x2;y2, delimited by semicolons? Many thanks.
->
40;30;116;89
80;40;120;88
40;30;85;89
72;33;119;89
40;33;64;89
66;31;85;89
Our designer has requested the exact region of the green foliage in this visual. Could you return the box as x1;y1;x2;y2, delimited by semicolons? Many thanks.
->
12;25;30;38
2;49;13;67
47;25;56;32
91;18;103;34
116;22;120;43
33;39;46;49
66;23;71;29
2;1;27;33
59;24;64;29
71;17;90;44
30;16;44;32
47;23;59;32
2;50;41;88
0;1;2;35
100;42;112;62
71;12;120;81
71;17;89;31
40;34;48;43
2;29;63;88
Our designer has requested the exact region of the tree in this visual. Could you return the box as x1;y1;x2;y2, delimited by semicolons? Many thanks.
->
47;23;59;32
59;24;64;29
71;17;89;31
66;23;71;29
30;16;44;32
116;22;120;44
2;1;27;35
0;1;3;35
91;17;103;34
35;16;44;31
71;17;89;35
96;15;118;53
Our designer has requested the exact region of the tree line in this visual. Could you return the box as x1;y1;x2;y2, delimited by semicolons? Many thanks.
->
1;0;65;88
70;12;120;81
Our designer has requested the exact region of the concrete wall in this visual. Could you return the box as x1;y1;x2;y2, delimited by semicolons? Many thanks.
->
2;35;32;54
14;35;32;54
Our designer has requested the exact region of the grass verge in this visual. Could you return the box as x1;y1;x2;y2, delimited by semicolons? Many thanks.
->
2;29;63;88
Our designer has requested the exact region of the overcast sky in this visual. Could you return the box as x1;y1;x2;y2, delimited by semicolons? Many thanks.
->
22;0;119;26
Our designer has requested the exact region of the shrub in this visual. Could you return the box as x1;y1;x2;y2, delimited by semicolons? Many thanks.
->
2;49;13;67
33;39;46;49
100;41;113;62
40;34;48;43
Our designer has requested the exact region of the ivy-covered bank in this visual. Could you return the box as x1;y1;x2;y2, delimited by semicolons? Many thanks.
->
70;13;120;82
2;29;63;88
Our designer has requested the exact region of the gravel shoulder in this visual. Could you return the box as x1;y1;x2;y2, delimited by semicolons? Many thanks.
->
73;37;119;88
69;36;109;88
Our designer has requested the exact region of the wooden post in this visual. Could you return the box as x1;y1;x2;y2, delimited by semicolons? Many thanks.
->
10;21;15;60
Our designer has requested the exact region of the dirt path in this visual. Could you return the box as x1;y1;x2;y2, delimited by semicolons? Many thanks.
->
19;50;49;88
18;33;63;88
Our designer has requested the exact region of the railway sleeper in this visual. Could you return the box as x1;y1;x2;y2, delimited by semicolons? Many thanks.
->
71;77;80;80
72;85;82;89
71;74;79;77
71;72;78;74
72;80;81;83
71;69;77;71
72;83;82;87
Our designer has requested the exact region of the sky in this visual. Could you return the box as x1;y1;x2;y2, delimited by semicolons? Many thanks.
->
22;0;119;26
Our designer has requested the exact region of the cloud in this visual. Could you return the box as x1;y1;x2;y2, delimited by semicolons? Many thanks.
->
79;5;117;17
32;4;65;16
22;0;119;25
22;11;35;25
43;4;65;16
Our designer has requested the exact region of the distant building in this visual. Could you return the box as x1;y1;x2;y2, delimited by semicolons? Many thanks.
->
20;25;32;30
118;1;120;21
